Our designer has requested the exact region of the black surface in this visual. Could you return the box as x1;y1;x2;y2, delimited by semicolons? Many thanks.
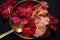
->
0;0;60;40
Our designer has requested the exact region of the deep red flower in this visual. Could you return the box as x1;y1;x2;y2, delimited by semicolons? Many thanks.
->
0;0;16;19
0;4;12;19
49;15;59;31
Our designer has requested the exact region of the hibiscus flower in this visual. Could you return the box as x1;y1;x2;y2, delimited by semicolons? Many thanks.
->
0;0;16;19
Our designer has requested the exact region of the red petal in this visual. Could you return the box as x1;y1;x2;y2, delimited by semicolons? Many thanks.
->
22;19;36;38
12;17;20;24
49;15;59;31
50;25;57;31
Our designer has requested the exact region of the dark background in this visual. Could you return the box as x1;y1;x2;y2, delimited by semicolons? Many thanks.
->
0;0;60;40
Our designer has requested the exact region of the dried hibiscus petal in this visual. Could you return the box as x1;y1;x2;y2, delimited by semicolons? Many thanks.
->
11;17;20;24
40;1;49;8
22;27;31;38
22;19;36;38
0;0;16;19
49;15;59;31
20;18;28;25
16;6;33;18
50;25;57;31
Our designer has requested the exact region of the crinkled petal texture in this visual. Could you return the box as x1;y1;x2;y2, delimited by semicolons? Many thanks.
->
34;16;49;37
22;19;36;38
12;7;33;25
49;15;59;31
40;1;49;8
0;0;16;19
11;1;39;25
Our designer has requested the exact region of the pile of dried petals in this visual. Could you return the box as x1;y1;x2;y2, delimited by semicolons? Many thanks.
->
0;0;59;38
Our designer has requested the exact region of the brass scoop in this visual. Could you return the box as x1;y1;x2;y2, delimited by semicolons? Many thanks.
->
0;24;23;39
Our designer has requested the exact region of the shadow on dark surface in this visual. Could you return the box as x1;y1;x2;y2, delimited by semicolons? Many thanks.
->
0;0;60;40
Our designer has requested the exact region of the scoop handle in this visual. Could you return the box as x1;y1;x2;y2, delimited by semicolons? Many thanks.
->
0;29;14;39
